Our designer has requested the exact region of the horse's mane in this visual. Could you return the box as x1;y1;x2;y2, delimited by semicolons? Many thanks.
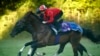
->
27;11;51;31
24;11;42;23
28;11;40;20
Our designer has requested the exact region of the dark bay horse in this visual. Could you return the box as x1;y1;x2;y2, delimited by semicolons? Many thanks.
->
10;11;100;56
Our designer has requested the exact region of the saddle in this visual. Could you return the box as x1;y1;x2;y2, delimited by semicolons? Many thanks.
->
51;21;83;35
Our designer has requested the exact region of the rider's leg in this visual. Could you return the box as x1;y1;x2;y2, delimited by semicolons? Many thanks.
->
53;11;63;34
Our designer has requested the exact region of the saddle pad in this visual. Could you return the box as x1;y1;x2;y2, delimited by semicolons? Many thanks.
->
61;22;83;34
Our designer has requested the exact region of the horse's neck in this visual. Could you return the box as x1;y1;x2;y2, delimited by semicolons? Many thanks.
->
32;20;48;32
30;13;50;33
35;23;49;33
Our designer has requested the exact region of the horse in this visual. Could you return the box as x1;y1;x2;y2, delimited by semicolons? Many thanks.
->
10;11;100;56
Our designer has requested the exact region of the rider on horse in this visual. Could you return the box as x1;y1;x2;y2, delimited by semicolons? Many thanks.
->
36;5;63;35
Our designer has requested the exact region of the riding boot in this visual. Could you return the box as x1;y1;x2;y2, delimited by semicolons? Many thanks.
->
51;26;60;44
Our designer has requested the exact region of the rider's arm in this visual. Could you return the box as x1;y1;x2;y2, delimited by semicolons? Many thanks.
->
46;11;54;23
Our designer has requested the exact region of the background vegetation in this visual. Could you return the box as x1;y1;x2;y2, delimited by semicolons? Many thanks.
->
0;0;100;39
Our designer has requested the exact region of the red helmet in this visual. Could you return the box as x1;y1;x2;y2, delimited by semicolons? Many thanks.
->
39;5;47;11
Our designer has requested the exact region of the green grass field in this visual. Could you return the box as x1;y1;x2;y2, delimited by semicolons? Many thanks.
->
0;32;100;56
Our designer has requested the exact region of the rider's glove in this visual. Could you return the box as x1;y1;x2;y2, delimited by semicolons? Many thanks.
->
42;21;47;24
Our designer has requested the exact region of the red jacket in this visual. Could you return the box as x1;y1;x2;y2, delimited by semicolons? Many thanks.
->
43;8;61;24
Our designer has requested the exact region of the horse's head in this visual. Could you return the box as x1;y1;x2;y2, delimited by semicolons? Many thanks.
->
10;11;38;37
10;19;26;37
10;11;43;37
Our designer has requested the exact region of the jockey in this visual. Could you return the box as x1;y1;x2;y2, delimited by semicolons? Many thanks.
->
36;5;63;35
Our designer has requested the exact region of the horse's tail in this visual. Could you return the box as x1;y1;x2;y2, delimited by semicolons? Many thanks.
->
82;28;100;43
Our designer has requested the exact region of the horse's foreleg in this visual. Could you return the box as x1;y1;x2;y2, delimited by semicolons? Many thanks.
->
27;41;38;56
54;42;67;56
18;46;25;56
30;47;37;56
27;47;37;56
18;41;33;56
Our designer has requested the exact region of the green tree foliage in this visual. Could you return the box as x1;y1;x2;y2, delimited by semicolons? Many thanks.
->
32;0;56;8
0;0;25;15
0;0;100;38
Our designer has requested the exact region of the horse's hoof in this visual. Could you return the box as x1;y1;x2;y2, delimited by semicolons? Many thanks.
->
36;52;46;56
18;52;21;56
27;54;30;56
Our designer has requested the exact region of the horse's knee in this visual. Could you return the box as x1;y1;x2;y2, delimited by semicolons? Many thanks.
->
25;43;31;46
31;41;43;48
31;43;38;48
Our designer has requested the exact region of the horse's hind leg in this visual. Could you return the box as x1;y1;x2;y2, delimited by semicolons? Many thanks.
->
70;34;81;56
71;43;79;56
77;43;88;56
78;44;92;56
54;42;68;56
78;43;92;56
18;41;33;56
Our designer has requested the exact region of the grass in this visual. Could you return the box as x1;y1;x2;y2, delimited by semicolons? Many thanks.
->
0;32;100;56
